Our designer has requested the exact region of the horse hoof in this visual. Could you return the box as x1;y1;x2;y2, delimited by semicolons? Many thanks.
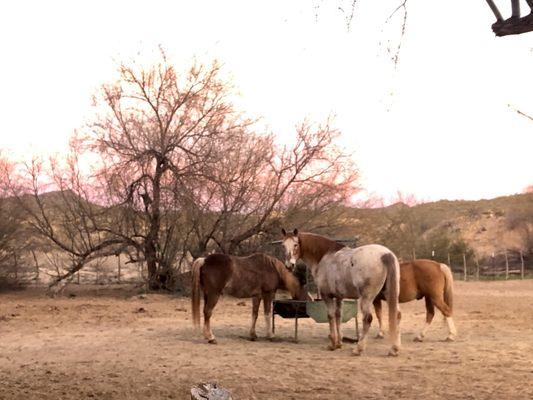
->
445;336;455;342
249;337;257;342
326;344;337;351
352;348;363;356
375;332;385;339
388;345;400;357
208;339;217;344
336;343;342;349
413;336;423;342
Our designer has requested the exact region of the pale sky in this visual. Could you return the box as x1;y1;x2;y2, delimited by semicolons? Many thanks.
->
0;0;532;203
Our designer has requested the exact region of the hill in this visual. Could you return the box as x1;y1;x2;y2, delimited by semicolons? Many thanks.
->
329;192;533;260
2;190;532;286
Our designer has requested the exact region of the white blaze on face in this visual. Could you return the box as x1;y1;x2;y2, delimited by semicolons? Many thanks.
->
282;236;299;266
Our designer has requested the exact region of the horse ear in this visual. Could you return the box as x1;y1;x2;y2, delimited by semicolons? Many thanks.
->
281;228;287;236
293;228;299;236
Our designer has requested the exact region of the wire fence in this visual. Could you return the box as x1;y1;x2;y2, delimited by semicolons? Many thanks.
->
447;249;532;281
1;247;532;291
0;253;145;288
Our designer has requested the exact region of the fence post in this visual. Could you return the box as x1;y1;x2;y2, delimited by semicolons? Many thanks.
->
463;253;467;281
13;253;18;281
117;254;121;283
520;250;525;279
505;250;509;280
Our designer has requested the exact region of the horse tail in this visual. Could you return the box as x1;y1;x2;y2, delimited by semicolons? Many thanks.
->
191;257;205;328
440;263;454;314
382;252;401;351
274;258;302;299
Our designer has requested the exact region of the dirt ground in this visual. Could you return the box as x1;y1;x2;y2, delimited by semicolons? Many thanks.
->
1;280;532;400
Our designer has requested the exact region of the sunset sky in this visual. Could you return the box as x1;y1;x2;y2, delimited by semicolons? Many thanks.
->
1;0;532;203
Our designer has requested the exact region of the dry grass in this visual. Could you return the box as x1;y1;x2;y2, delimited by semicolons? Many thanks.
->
1;281;533;399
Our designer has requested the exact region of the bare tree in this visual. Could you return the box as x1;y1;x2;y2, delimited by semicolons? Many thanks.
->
180;119;359;257
7;51;359;291
0;156;32;288
79;51;249;289
7;157;125;292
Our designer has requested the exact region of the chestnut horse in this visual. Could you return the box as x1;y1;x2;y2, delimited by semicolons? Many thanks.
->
191;253;302;344
281;229;401;356
373;259;457;342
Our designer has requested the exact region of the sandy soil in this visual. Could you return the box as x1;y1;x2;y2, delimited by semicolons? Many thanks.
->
1;280;533;400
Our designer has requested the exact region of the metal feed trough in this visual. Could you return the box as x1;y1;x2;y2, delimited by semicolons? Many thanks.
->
272;298;359;342
271;237;360;342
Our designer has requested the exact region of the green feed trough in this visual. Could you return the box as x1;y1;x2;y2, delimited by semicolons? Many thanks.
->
305;299;358;323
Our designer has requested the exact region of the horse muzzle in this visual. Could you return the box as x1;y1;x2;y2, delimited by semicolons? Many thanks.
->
285;259;296;270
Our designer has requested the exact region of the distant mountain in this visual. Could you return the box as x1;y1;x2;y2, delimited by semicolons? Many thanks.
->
335;192;533;258
7;190;533;261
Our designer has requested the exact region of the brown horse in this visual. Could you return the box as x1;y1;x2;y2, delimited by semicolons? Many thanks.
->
373;259;457;342
191;253;302;344
281;229;401;356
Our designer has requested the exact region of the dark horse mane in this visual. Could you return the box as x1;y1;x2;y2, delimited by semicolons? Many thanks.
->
298;232;345;265
231;253;301;298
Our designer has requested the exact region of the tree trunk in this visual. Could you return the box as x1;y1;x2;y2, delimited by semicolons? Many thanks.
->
145;161;163;290
145;242;159;290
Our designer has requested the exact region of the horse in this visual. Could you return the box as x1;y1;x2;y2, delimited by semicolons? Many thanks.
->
191;252;302;344
373;259;457;342
281;229;402;356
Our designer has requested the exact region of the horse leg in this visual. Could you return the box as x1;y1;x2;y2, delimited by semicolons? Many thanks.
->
414;296;435;342
373;298;385;339
324;296;338;351
203;292;220;344
353;296;373;356
262;292;275;340
249;296;260;341
430;295;457;341
335;298;343;349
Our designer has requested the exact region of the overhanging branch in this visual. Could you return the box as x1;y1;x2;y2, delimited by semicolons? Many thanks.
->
492;14;533;36
485;0;504;22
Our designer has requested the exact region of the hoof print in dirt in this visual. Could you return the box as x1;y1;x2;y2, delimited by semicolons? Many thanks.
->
191;382;232;400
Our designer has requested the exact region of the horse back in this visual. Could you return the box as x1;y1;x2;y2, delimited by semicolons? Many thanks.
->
400;259;447;301
373;259;445;303
230;254;282;294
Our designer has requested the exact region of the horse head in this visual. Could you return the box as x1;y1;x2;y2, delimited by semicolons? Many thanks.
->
281;228;301;268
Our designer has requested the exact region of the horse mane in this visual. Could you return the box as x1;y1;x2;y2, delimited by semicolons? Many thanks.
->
299;232;345;265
